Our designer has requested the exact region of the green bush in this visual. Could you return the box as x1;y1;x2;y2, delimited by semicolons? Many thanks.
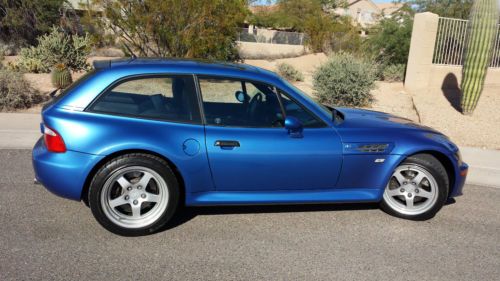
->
382;64;406;82
0;69;46;111
313;52;377;107
276;63;304;82
364;9;413;66
18;27;91;73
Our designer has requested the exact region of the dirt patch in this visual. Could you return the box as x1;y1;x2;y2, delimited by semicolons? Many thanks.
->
366;82;419;122
411;88;500;149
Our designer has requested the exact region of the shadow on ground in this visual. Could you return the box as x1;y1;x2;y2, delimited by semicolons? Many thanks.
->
441;73;462;113
162;197;458;232
163;202;380;231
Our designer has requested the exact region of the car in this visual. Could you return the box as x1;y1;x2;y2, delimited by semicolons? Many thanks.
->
32;58;468;236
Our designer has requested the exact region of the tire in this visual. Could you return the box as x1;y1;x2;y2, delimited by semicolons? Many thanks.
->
88;153;179;236
380;153;449;220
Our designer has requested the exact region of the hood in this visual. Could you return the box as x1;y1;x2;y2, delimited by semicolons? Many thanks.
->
336;107;441;134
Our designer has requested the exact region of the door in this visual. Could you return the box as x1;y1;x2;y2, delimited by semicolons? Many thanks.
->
198;76;343;191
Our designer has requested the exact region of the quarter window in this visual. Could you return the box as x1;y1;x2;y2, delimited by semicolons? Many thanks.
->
90;76;201;123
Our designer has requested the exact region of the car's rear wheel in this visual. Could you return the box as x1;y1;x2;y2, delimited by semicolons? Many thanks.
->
380;154;449;220
88;153;179;236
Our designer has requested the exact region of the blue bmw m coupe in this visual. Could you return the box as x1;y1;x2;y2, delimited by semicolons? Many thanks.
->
32;58;468;236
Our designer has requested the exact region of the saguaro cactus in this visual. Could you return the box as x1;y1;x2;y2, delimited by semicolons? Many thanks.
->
460;0;499;114
51;63;73;89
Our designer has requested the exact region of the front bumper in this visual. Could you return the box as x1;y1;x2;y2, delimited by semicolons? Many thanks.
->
450;162;468;197
32;137;104;201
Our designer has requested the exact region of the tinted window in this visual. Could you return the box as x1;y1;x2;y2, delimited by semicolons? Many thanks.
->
279;90;325;128
199;78;283;127
90;76;201;123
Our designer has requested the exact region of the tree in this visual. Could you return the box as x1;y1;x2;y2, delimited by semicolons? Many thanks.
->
0;0;67;46
364;7;413;66
405;0;473;19
247;0;353;52
89;0;248;61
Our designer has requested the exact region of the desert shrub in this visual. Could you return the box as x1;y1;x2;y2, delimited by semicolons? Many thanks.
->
382;64;406;82
6;61;20;72
276;63;304;81
0;69;46;111
313;52;377;107
18;27;91;73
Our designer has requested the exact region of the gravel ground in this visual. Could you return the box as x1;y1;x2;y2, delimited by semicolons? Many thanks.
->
1;150;499;281
412;87;500;150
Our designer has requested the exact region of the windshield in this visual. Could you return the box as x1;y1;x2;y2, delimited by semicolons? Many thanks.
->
279;78;332;115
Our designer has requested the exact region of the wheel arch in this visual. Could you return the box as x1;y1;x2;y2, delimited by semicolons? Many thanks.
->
81;149;186;206
404;150;456;197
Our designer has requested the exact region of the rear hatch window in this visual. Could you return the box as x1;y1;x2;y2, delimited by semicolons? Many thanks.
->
43;70;97;110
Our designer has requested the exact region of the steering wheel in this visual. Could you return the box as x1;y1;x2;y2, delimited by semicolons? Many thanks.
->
246;92;263;120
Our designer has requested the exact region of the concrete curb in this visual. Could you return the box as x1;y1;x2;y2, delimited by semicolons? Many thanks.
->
460;147;500;188
0;113;499;188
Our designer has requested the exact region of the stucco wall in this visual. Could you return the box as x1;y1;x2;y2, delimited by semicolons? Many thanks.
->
429;65;500;92
237;42;307;59
406;12;500;95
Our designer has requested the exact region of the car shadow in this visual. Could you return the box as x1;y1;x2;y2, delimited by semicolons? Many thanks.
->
445;198;456;205
161;202;380;231
441;73;462;113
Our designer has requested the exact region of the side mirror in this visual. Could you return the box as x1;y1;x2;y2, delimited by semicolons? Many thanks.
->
284;116;303;138
235;90;246;103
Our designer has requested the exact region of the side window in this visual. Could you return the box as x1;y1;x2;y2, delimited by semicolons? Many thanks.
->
278;90;325;128
90;76;201;123
199;78;283;127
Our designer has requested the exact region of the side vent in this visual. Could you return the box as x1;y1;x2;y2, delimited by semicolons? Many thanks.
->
343;143;393;154
356;144;389;153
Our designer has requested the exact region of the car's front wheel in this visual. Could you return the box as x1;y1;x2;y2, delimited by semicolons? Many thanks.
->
88;153;179;236
380;154;449;220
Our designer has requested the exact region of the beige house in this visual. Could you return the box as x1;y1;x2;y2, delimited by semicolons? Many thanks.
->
335;0;404;28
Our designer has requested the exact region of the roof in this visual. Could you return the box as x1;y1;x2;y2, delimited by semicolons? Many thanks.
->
346;0;381;12
248;5;279;14
376;2;404;14
92;58;278;80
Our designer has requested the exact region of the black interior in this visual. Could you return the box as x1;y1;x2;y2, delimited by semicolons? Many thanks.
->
202;82;284;127
91;77;201;123
90;76;324;128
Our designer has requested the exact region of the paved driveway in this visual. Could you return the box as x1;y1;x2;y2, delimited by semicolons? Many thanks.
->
1;150;499;281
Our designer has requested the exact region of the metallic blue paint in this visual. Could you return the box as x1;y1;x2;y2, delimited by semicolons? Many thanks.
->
32;138;104;200
32;59;467;206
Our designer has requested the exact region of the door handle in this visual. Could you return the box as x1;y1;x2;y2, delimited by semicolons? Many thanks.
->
214;140;240;147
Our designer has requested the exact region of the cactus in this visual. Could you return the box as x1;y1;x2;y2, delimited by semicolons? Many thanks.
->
51;63;73;89
460;0;499;114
